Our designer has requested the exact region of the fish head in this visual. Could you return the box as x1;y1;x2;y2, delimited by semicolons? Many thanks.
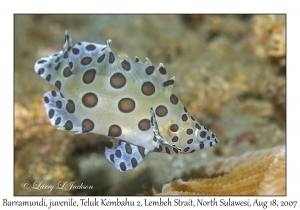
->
169;111;220;153
151;107;220;154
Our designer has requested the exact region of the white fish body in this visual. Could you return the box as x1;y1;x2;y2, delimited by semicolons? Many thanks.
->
34;31;220;172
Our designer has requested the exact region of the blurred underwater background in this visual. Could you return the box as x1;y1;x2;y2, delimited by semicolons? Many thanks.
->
14;14;286;195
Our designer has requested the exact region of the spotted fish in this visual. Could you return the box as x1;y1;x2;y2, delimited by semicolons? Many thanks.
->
34;31;220;172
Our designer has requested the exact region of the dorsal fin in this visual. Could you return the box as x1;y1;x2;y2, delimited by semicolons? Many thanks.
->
63;30;72;53
34;31;175;94
114;54;173;92
34;31;73;91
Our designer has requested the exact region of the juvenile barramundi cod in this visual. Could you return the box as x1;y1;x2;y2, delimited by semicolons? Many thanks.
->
34;31;220;172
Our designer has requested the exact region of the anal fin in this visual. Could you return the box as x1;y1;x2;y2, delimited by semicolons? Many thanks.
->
105;139;149;172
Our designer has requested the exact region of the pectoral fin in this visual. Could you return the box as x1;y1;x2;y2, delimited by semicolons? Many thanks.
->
150;108;182;155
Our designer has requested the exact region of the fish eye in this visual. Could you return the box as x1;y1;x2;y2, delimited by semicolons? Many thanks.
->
194;127;209;141
194;128;202;141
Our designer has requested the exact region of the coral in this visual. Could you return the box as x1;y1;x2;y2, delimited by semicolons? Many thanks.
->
157;146;285;195
267;23;286;60
250;15;286;67
14;99;55;148
14;99;77;195
265;76;286;125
